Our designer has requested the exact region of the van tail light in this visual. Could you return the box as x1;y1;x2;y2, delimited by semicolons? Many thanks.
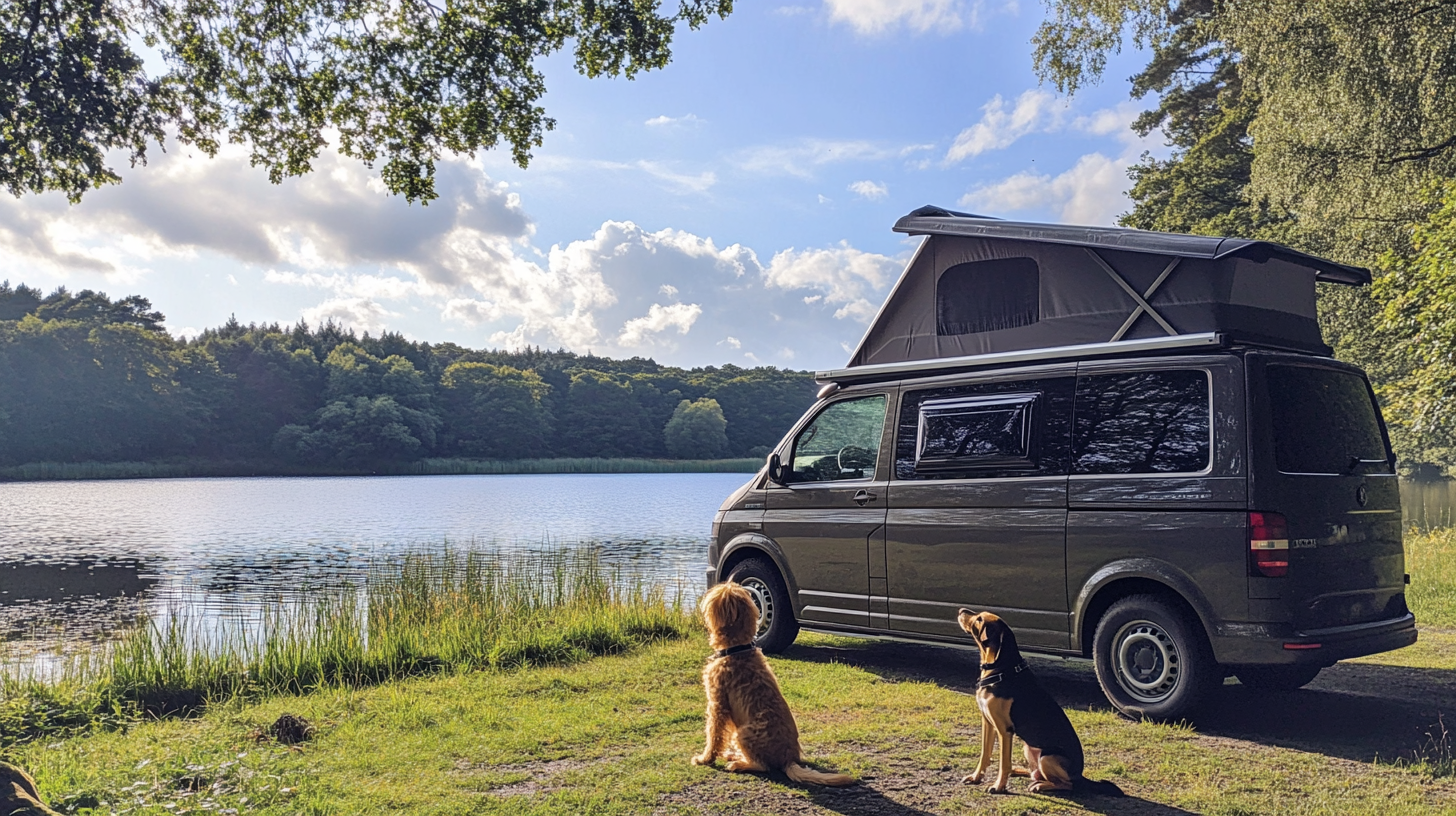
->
1249;511;1289;578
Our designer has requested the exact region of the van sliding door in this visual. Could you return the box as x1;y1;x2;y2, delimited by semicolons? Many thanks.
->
884;367;1074;650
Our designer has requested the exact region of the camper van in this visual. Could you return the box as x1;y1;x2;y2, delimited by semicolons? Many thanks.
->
706;207;1416;720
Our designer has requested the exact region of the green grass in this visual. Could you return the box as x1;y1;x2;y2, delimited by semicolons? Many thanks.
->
0;549;695;748
1408;527;1456;628
10;633;1456;816
0;457;762;482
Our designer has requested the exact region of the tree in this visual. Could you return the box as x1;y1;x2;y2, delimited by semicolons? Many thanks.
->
663;397;728;459
274;395;440;464
557;370;654;458
2;0;733;203
1371;182;1456;476
440;361;552;459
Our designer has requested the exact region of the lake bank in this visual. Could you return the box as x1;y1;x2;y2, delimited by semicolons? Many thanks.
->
0;457;763;483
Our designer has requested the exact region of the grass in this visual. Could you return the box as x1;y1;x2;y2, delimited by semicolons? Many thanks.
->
0;549;695;748
1408;527;1456;627
10;633;1456;816
0;457;762;482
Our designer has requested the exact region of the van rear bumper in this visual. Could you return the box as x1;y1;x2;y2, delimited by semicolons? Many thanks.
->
1213;613;1418;666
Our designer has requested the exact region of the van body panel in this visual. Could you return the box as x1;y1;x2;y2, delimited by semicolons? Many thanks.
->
885;480;1069;648
1070;556;1223;651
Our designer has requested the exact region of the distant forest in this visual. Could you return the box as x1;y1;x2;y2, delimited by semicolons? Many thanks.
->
0;283;818;469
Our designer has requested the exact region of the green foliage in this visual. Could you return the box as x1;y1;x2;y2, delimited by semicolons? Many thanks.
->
662;398;728;459
0;282;817;470
1;0;733;202
1371;182;1456;473
441;362;552;459
1032;0;1180;95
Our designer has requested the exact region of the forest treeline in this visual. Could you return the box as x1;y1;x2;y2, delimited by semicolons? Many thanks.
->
0;283;816;469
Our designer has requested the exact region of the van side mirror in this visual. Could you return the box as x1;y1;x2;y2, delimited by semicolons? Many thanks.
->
768;453;789;485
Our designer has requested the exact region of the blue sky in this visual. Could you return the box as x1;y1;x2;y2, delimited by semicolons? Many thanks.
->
0;0;1160;372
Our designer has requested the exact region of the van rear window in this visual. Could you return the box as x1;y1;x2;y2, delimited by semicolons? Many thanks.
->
1267;365;1390;475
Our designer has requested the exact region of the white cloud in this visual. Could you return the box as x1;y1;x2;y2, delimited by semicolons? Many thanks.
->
946;90;1063;164
302;297;397;334
659;284;679;298
645;114;703;128
959;153;1126;225
635;161;717;193
721;336;742;348
618;302;704;347
826;0;974;34
764;243;902;321
736;140;899;178
848;180;889;200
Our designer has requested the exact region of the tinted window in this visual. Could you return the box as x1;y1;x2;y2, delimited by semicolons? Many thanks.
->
916;394;1038;472
1268;365;1389;474
897;377;1073;480
789;396;886;483
1073;371;1210;475
937;258;1040;336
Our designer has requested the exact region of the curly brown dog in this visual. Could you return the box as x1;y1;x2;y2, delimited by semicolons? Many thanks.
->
958;609;1123;797
691;582;855;786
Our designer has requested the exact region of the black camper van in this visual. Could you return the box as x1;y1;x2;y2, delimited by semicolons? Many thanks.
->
706;207;1415;721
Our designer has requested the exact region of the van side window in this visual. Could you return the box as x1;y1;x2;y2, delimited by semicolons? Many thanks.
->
1073;370;1210;475
788;395;887;483
896;377;1073;480
916;394;1039;472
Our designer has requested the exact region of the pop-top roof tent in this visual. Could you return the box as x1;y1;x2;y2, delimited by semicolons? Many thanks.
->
820;206;1371;384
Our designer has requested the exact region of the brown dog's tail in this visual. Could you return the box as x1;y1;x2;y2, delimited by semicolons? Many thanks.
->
784;762;856;787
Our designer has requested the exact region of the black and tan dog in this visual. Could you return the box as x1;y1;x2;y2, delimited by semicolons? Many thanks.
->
957;609;1123;796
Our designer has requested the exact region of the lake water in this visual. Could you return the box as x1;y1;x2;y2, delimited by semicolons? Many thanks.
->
0;473;750;662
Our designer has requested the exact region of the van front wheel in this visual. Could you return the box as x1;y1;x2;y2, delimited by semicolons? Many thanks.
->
725;558;799;653
1093;594;1218;721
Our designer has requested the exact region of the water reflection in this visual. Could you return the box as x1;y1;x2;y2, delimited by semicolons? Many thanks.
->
0;472;748;661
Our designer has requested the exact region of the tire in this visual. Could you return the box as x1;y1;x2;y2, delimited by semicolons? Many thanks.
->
1235;664;1322;691
725;557;800;653
1092;594;1219;721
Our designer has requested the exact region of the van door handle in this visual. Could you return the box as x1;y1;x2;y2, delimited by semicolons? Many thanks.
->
852;489;878;506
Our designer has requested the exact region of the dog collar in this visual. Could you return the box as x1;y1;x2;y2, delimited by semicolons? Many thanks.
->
713;643;759;659
977;660;1029;689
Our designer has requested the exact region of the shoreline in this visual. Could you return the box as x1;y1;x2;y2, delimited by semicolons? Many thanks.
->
0;456;764;483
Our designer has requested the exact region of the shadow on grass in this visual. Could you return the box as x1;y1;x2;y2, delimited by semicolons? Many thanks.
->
803;783;1194;816
783;639;1456;767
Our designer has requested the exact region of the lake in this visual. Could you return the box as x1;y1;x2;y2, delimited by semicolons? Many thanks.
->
0;472;751;662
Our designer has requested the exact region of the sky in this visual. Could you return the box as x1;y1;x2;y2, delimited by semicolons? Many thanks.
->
0;0;1164;373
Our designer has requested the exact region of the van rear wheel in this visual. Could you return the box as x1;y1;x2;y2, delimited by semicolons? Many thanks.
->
1235;664;1322;691
1093;594;1219;721
725;558;799;653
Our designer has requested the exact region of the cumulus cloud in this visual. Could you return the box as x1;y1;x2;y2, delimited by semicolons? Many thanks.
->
848;180;889;200
955;102;1168;225
618;302;704;347
764;243;901;321
0;140;912;368
946;90;1064;164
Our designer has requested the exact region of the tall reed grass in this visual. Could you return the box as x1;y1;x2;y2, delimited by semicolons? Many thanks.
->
0;549;699;747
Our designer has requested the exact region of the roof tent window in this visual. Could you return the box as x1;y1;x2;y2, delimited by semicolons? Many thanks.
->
1072;370;1211;475
936;257;1040;336
916;393;1039;472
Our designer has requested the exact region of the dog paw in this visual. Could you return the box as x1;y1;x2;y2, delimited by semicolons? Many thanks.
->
986;783;1009;794
691;754;714;766
961;772;984;784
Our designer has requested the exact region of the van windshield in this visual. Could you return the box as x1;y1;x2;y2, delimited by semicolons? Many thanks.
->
1267;365;1390;475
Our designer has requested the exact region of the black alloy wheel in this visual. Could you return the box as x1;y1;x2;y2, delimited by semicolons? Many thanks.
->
1093;594;1219;721
725;557;799;653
